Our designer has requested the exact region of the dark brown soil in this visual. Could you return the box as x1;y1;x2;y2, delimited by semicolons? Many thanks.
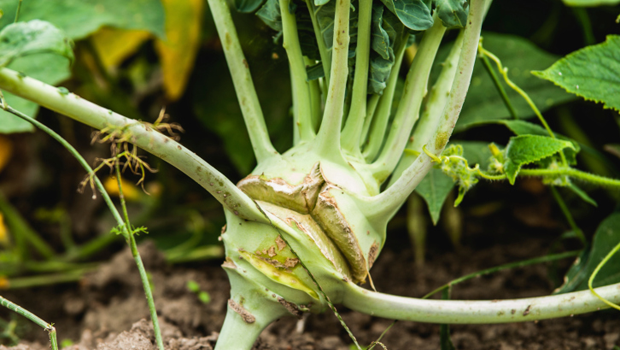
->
2;225;620;350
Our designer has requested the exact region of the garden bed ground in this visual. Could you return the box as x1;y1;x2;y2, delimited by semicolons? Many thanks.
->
2;208;620;350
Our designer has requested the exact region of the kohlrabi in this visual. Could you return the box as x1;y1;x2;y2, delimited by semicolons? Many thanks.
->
1;0;620;349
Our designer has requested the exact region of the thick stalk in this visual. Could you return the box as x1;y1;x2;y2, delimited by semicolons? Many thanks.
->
358;0;488;221
208;0;277;163
360;94;380;146
340;0;373;154
368;18;446;183
281;0;315;142
387;31;464;187
311;0;350;162
343;281;620;323
361;40;408;162
0;68;268;223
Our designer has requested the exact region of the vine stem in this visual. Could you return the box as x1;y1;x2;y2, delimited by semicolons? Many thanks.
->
115;162;165;350
0;295;58;350
207;0;277;163
588;240;620;311
343;281;620;323
550;186;586;245
0;67;268;223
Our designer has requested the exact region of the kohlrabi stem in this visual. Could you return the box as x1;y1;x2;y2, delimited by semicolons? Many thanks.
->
343;280;620;324
306;0;331;85
0;295;58;350
0;67;268;223
312;0;350;162
360;93;380;147
280;0;315;142
360;0;488;221
341;0;372;155
368;18;446;183
549;186;586;245
207;0;277;163
362;40;408;162
388;31;464;187
115;163;165;350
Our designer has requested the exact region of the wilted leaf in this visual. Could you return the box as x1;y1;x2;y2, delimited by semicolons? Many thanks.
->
415;167;455;225
378;0;433;31
0;20;74;66
533;35;620;112
430;33;578;131
556;213;620;293
155;0;204;101
92;27;151;68
433;0;468;29
0;0;165;40
504;135;575;184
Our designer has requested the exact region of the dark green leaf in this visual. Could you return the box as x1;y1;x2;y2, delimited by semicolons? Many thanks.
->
568;183;598;207
0;20;73;67
306;63;324;80
378;0;433;31
433;0;469;29
458;141;494;170
0;0;165;39
235;0;266;12
553;248;590;294
556;213;620;293
256;0;282;31
504;135;575;184
532;35;620;112
415;167;455;225
430;33;578;131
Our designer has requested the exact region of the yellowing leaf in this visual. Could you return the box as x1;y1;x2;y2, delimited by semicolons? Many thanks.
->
155;0;204;101
0;212;7;244
92;27;151;69
103;176;141;201
0;135;13;173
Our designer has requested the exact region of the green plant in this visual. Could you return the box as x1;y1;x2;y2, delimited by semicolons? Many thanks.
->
1;0;620;349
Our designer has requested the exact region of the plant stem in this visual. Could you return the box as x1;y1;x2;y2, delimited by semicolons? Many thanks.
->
5;269;93;289
341;0;373;155
369;19;446;183
549;186;586;245
520;167;620;188
312;0;350;162
388;31;464;187
360;0;488;220
0;68;268;223
207;0;277;163
343;280;620;323
479;54;517;119
115;163;165;350
306;0;331;85
571;7;595;46
361;41;408;163
588;240;620;311
0;295;58;350
280;0;315;142
360;93;380;146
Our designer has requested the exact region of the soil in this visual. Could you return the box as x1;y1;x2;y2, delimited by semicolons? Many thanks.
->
2;217;620;350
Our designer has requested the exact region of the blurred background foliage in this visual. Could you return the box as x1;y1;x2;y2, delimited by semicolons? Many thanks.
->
0;0;618;298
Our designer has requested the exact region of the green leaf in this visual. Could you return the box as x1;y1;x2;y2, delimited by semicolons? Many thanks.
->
0;20;74;67
235;0;265;12
433;0;468;29
368;3;406;95
503;135;575;184
378;0;433;31
532;35;620;112
415;167;455;225
431;33;578;131
0;54;71;133
562;0;620;6
256;0;282;31
458;141;494;170
567;182;597;207
556;213;620;293
306;63;324;80
0;0;165;40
